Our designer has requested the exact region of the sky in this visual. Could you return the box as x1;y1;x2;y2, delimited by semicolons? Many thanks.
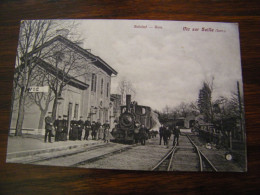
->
76;20;243;111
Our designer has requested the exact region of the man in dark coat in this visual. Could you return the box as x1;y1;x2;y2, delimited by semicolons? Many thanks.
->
163;126;171;148
91;121;96;140
84;120;91;140
173;126;181;146
139;124;147;145
78;117;84;140
61;115;68;141
146;128;150;139
54;116;63;141
44;112;54;143
159;124;166;145
69;118;78;141
69;119;74;140
96;120;101;140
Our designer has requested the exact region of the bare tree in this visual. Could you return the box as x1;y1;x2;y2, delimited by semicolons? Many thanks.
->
163;105;170;115
117;77;136;105
13;20;83;135
27;67;54;129
13;20;54;136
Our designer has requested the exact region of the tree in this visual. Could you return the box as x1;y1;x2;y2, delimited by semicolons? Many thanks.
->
13;20;83;135
117;77;136;105
27;67;54;130
217;81;245;141
44;42;90;119
163;105;170;115
198;82;213;123
13;20;54;136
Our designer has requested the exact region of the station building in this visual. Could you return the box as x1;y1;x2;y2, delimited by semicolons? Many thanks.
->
10;34;117;134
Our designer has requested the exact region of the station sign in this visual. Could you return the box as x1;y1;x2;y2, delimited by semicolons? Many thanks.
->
27;86;49;93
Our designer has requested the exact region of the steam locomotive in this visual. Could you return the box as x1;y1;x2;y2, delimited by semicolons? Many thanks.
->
112;95;156;144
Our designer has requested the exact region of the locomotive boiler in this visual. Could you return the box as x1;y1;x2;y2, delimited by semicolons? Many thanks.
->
112;95;156;144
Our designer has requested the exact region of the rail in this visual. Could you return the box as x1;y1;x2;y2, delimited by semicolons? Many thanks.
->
186;134;218;172
151;142;177;171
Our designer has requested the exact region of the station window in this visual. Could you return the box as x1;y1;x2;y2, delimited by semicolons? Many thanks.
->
107;83;109;97
101;79;103;95
91;74;97;92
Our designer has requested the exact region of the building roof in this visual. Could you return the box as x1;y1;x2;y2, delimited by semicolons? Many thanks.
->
36;58;89;90
30;35;118;76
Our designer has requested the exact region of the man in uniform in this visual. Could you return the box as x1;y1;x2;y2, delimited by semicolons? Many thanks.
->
139;124;147;145
54;116;63;141
146;127;150;139
133;122;140;143
159;124;166;145
84;120;91;140
61;115;68;141
69;118;74;140
163;126;170;148
44;112;54;143
173;126;181;146
78;116;84;140
69;118;78;141
91;121;96;140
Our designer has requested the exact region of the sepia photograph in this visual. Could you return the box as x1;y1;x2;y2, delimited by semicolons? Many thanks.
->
6;19;246;172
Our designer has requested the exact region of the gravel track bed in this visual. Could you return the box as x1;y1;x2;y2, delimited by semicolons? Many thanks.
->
79;137;173;171
34;143;131;167
189;134;244;172
7;142;107;164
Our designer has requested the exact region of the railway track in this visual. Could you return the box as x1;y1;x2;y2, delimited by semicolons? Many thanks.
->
71;144;137;167
151;134;218;172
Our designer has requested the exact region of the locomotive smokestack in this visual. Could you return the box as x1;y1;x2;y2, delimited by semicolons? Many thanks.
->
126;94;131;112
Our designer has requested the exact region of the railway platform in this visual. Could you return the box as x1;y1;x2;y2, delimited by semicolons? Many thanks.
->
6;134;105;161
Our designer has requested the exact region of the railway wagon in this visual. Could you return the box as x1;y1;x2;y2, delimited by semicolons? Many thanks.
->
112;95;156;144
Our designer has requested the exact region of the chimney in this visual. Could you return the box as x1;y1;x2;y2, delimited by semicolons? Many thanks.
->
56;29;69;38
126;94;131;112
75;41;84;48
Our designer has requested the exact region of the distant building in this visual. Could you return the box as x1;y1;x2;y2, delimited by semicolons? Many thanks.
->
110;94;122;125
10;35;117;134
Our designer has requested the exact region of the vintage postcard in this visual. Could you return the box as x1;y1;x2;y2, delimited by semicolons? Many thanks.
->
6;19;246;172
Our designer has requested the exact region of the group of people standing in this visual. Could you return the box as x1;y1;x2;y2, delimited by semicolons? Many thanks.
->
44;112;111;143
90;121;111;143
159;124;181;147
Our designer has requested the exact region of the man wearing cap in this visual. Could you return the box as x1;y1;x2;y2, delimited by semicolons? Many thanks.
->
78;117;84;140
54;116;63;141
91;121;96;140
159;124;166;145
84;120;91;140
139;124;147;145
69;118;78;141
163;126;170;148
44;112;54;143
61;115;68;141
173;126;181;146
96;119;101;140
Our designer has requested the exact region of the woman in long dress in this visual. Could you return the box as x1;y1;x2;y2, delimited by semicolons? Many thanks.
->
98;125;104;140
